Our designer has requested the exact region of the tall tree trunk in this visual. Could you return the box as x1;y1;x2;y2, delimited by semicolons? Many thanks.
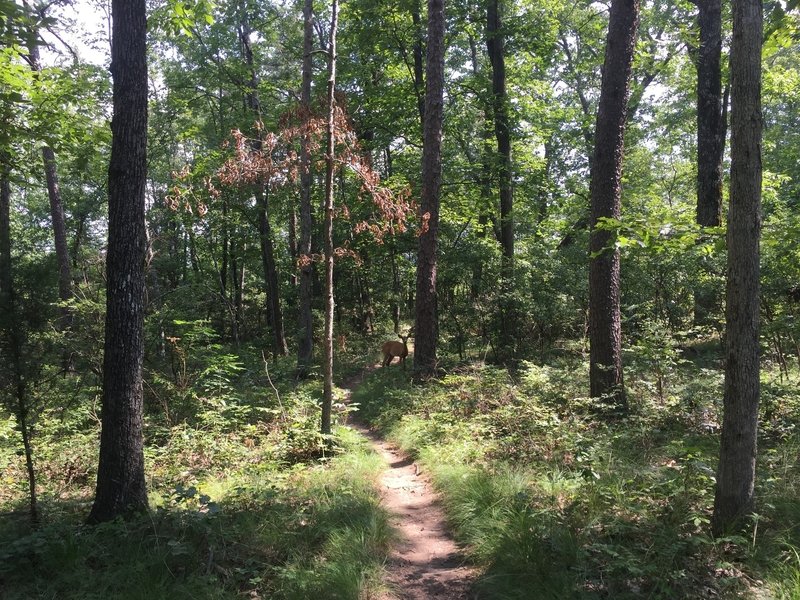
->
712;0;762;536
487;0;513;266
42;149;72;324
412;1;426;128
296;0;316;378
413;0;446;379
695;0;725;228
693;0;727;324
487;0;516;360
391;243;401;332
88;0;149;523
239;10;288;354
321;0;339;436
467;33;492;300
230;247;243;346
588;0;640;411
220;199;230;334
258;189;288;354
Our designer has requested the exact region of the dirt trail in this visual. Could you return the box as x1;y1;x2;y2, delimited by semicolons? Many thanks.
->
343;369;477;600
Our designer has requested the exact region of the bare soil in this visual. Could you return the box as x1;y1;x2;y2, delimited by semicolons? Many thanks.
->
343;368;478;600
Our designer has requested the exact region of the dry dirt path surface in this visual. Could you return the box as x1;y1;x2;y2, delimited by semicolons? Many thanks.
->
343;369;478;600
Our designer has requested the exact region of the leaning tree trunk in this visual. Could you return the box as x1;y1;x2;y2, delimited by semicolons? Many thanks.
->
321;0;339;436
588;0;640;411
88;0;149;524
413;0;446;380
712;0;762;536
296;0;316;377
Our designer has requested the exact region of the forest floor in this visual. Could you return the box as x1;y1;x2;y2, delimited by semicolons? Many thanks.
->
343;367;477;600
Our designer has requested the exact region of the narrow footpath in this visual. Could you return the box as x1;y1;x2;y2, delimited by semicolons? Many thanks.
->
344;369;477;600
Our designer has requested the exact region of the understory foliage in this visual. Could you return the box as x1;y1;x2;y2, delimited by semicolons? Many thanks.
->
0;349;392;599
354;359;800;599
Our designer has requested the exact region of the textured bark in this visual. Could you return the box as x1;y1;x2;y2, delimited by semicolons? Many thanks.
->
413;0;445;379
321;0;339;436
487;0;513;265
296;0;315;378
712;0;762;536
695;0;725;228
88;0;149;523
588;0;640;410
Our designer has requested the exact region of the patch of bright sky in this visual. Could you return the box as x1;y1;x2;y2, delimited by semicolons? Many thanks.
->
40;0;110;67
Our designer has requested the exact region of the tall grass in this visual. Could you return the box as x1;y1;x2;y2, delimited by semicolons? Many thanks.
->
0;361;394;600
353;360;800;599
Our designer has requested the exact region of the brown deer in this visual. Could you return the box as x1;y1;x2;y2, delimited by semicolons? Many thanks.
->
381;331;411;368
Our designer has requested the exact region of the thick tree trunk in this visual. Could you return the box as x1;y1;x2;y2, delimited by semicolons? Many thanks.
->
413;0;446;379
321;0;339;436
695;0;725;228
588;0;640;411
296;0;316;378
712;0;762;536
88;0;149;523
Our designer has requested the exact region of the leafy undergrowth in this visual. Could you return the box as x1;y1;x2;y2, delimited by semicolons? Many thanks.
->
354;358;800;599
0;349;392;600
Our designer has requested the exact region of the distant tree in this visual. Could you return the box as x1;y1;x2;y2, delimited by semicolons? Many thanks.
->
413;0;446;379
712;0;762;536
88;0;149;523
22;5;73;330
321;0;339;436
487;0;513;267
296;0;315;378
238;6;288;356
588;0;640;410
